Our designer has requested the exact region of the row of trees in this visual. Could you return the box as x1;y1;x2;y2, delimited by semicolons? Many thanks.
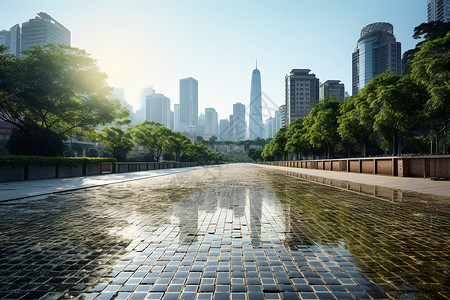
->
261;28;449;161
92;121;224;163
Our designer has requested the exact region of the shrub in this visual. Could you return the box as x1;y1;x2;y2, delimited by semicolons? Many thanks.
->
0;155;116;166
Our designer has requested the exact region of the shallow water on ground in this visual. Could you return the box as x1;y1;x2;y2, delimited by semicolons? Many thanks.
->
0;164;448;299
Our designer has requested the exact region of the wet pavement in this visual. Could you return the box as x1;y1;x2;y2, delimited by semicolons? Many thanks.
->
0;164;449;300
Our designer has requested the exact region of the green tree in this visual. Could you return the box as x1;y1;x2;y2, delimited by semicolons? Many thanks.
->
262;128;287;161
367;72;425;156
164;130;192;162
0;44;122;147
285;118;307;160
133;121;170;162
247;148;263;162
338;95;375;157
411;32;450;153
402;21;450;75
93;126;134;161
303;97;342;159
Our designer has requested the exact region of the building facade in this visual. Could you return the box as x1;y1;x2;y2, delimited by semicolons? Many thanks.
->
174;104;180;132
230;102;246;141
179;77;198;131
204;108;218;137
219;119;230;141
264;117;276;139
427;0;450;22
352;22;401;95
285;69;319;126
145;93;171;128
279;104;286;129
249;65;263;139
0;24;20;56
319;80;345;101
21;12;70;51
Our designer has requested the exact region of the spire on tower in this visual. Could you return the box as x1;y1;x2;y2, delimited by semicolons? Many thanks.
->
256;59;258;69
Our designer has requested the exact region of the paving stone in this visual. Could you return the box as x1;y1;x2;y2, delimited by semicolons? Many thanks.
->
0;165;448;299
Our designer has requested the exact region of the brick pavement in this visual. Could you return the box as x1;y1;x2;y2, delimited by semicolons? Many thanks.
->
0;165;448;300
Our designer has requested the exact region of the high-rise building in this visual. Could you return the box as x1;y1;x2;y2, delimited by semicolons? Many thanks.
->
0;24;20;56
230;102;246;141
204;108;218;137
219;119;230;141
274;110;280;133
264;117;276;139
427;0;450;22
174;104;180;131
110;88;135;124
145;93;170;127
136;86;155;123
170;111;174;130
285;69;319;126
21;12;70;51
249;64;263;139
279;105;286;129
352;22;401;95
198;113;205;137
180;77;198;131
319;80;345;101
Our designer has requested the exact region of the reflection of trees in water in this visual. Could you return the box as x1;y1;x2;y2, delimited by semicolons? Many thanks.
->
263;171;450;299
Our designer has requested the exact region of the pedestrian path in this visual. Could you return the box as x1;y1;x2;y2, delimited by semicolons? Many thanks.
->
256;164;450;197
0;166;210;202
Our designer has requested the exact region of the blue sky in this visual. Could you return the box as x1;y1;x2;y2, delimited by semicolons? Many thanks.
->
1;0;427;120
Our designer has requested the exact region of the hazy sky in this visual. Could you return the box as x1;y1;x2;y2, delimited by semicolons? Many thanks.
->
1;0;426;121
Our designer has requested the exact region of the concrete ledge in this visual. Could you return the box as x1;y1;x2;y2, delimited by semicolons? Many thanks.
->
57;165;83;178
28;165;56;180
0;165;25;181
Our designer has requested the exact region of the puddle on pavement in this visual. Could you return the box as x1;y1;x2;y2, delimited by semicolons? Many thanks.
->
0;165;448;299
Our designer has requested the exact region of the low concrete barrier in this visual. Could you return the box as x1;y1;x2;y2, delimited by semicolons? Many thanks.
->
263;155;450;178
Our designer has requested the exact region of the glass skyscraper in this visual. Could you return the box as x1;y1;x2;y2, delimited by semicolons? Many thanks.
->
352;22;401;95
179;77;198;131
249;64;263;139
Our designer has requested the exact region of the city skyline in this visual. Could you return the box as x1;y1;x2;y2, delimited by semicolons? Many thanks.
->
0;1;426;120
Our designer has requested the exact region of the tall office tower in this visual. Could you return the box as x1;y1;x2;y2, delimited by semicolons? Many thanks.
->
264;117;276;139
145;93;171;127
249;64;263;139
279;105;286;128
136;86;155;123
352;22;401;95
219;119;230;141
170;111;174;130
110;88;135;124
274;110;280;133
230;102;246;141
204;108;218;137
198;113;205;137
285;69;319;126
427;0;450;22
21;12;70;51
319;80;345;101
0;24;20;56
174;104;180;131
180;77;198;131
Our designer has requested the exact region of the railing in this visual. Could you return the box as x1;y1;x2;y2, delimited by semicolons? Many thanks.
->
263;155;450;178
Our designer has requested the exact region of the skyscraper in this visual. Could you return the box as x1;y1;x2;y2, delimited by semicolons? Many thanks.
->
352;22;401;95
180;77;198;131
219;119;230;141
0;24;20;56
21;12;70;51
204;108;218;137
249;63;263;139
145;93;171;127
230;103;246;141
427;0;450;22
319;80;345;101
136;86;155;123
285;69;319;126
279;105;286;129
174;104;180;132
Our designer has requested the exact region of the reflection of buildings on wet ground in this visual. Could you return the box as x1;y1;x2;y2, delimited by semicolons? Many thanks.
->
0;164;448;299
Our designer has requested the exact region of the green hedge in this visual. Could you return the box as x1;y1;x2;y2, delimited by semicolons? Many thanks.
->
0;156;116;166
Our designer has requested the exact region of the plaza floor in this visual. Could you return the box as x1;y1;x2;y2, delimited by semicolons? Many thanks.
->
0;164;449;299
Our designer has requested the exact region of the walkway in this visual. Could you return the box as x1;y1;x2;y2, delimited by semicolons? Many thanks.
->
0;166;208;202
256;164;450;197
0;164;449;300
